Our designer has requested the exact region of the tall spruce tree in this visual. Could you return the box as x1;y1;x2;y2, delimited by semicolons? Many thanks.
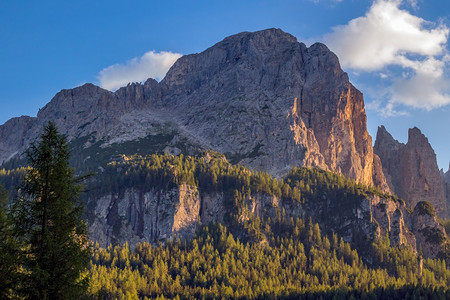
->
12;122;90;299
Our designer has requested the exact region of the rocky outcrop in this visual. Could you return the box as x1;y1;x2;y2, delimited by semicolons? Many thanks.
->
87;182;446;259
411;201;447;258
374;126;447;218
371;197;416;248
445;164;450;184
89;184;202;246
0;29;387;190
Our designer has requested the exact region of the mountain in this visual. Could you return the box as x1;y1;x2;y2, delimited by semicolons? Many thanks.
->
374;126;447;218
0;29;387;190
0;29;447;260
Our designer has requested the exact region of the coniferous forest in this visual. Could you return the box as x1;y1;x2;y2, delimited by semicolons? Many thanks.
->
88;222;449;299
0;127;449;299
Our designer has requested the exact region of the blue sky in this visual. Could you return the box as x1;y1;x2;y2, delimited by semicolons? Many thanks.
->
1;0;449;170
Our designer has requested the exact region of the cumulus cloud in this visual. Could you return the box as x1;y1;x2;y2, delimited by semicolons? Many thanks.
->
324;0;448;71
322;0;450;111
98;51;182;91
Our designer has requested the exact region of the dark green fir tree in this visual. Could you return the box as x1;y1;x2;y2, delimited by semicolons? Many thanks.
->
12;122;90;299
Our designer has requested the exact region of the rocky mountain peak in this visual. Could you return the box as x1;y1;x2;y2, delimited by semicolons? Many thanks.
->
161;28;307;97
374;126;447;218
38;83;112;119
1;28;385;189
376;125;394;141
157;29;383;187
408;127;428;145
219;28;299;48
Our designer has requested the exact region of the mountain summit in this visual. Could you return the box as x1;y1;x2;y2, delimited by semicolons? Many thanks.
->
159;29;386;187
0;29;387;189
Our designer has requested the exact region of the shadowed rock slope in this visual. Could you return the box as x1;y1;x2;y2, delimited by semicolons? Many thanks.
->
374;126;447;218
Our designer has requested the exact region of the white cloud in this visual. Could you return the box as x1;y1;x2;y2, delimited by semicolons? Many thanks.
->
367;100;409;117
364;83;410;117
322;0;450;111
324;0;448;71
98;51;182;91
392;68;450;109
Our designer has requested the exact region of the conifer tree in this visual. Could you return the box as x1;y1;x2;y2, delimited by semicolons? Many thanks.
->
12;122;90;299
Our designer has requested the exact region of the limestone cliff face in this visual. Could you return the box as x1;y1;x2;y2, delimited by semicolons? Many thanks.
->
0;29;386;190
160;29;384;187
87;184;445;259
374;126;447;218
411;201;447;258
89;184;203;246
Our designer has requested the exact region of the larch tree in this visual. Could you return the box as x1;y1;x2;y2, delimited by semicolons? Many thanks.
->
12;122;90;299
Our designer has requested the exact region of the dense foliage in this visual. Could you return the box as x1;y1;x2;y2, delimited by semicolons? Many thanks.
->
0;167;28;196
89;223;449;299
88;151;394;203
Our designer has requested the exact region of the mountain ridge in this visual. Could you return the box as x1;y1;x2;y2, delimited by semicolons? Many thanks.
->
0;29;387;190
